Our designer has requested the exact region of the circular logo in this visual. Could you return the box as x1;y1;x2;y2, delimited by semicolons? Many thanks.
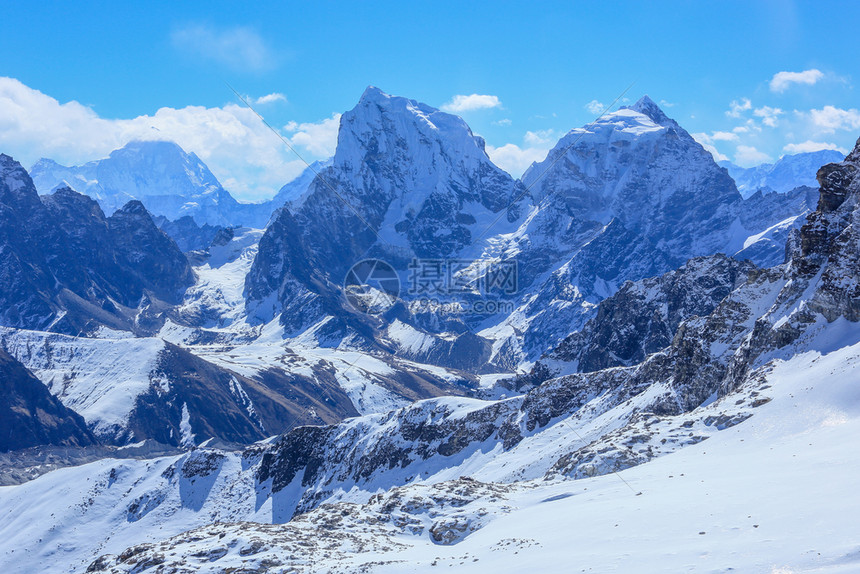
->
343;259;400;314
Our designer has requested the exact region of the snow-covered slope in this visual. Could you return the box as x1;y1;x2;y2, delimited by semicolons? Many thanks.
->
0;107;857;574
4;301;859;573
0;347;95;452
7;337;856;574
721;149;844;197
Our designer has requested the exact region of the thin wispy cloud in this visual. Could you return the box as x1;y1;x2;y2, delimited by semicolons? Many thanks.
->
523;129;556;146
770;69;824;93
255;93;286;105
726;98;752;118
584;99;605;115
754;106;784;127
441;94;501;113
171;24;276;73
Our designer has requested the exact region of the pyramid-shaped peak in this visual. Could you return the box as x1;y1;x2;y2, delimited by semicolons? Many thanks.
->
110;140;187;158
0;153;24;172
114;199;150;217
628;95;674;127
359;85;392;104
631;95;659;110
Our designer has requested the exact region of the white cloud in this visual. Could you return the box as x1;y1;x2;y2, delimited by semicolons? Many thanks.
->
255;93;286;105
734;145;772;167
702;144;729;163
440;94;501;113
492;118;512;126
283;114;341;157
754;106;784;127
726;98;752;118
171;24;275;72
659;99;676;108
691;133;729;162
783;140;848;154
486;143;548;177
585;100;605;115
711;131;739;142
523;129;556;146
0;77;334;201
808;105;860;133
770;69;824;93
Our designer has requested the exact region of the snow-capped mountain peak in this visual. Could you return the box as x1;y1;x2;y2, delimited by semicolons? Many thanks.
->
334;86;507;208
28;140;249;227
627;94;675;127
720;149;846;197
97;140;222;198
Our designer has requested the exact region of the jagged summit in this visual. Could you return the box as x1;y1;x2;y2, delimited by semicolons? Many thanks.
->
113;199;151;217
0;153;29;183
28;140;246;226
337;86;494;173
627;94;674;126
358;84;390;104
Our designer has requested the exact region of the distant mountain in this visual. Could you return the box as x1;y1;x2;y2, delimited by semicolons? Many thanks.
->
720;149;844;197
29;141;326;228
29;141;244;226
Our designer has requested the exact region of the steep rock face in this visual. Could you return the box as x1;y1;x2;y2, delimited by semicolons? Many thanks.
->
123;343;359;447
0;348;95;452
245;87;523;329
0;154;194;334
489;98;745;359
790;139;860;320
733;185;819;265
152;215;224;253
105;201;195;305
486;97;818;361
242;92;820;368
549;255;757;374
519;96;741;266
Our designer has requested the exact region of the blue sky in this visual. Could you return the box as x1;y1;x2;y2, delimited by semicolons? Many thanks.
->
1;0;858;200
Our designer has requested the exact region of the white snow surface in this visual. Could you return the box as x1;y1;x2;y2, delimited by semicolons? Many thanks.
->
2;332;860;572
0;327;165;439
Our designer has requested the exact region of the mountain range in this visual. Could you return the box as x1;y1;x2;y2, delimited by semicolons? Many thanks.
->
720;148;844;197
1;87;858;573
